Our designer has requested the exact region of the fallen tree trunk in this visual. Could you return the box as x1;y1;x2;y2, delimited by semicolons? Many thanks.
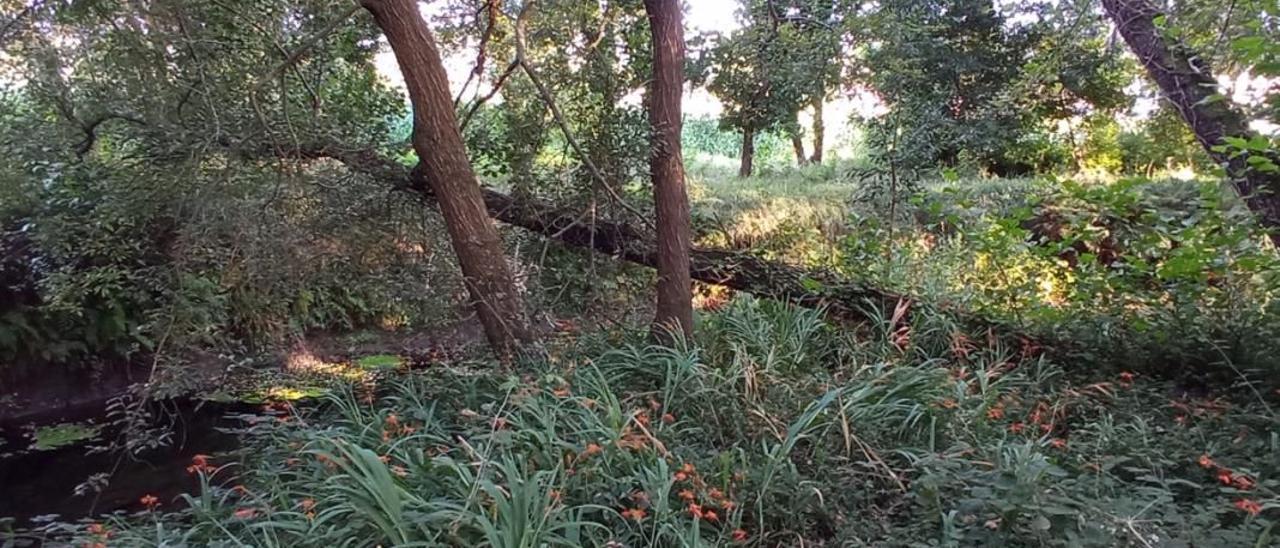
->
278;143;1019;333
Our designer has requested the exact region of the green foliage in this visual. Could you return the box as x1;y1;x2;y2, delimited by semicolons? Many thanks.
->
25;299;1279;547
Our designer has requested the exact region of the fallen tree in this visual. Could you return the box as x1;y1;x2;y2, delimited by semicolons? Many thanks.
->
276;143;1028;337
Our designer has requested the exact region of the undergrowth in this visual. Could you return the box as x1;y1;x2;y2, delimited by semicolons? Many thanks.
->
14;297;1278;547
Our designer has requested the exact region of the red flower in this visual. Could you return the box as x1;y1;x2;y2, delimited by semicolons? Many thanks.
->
186;454;214;475
1197;454;1216;469
140;494;160;510
678;489;696;501
1235;498;1262;516
1234;475;1256;491
1118;372;1135;385
233;507;256;519
703;510;719;522
662;413;676;424
732;529;749;542
687;503;703;519
1009;422;1025;434
1049;438;1067;449
621;507;647;522
1218;470;1235;485
674;471;688;482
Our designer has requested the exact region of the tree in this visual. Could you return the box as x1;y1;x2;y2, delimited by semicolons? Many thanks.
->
642;0;693;340
361;0;531;357
1102;0;1280;246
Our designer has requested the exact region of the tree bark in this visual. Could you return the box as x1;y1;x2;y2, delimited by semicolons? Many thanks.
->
643;0;694;341
1103;0;1280;246
362;0;530;357
810;95;825;165
739;127;756;178
790;126;808;167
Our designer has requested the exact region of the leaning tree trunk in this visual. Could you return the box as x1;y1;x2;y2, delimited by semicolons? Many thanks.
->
810;95;825;165
643;0;694;340
789;118;807;167
362;0;531;357
1103;0;1280;246
739;127;756;178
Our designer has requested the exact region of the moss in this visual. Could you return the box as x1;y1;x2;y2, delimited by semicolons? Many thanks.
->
31;422;100;450
355;354;404;370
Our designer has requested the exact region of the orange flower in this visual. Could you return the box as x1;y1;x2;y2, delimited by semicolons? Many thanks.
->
986;406;1005;420
584;443;603;456
1198;454;1216;469
621;507;647;522
721;499;737;511
385;413;400;427
939;398;958;409
549;490;562;503
187;454;214;475
1234;475;1256;490
233;508;256;519
732;529;749;542
681;463;696;474
1009;422;1025;434
708;488;724;500
662;413;676;424
674;471;688;482
1235;498;1262;516
1049;438;1067;449
300;498;315;511
631;490;650;504
140;494;160;510
679;489;696;501
1219;470;1235;485
703;509;719;522
86;523;106;536
491;417;508;430
687;503;703;519
552;387;571;398
391;465;408;478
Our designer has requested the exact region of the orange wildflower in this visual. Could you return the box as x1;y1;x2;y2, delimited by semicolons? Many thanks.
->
708;488;724;500
678;489;696;501
662;413;676;424
721;500;737;511
1219;470;1235;485
732;529;749;542
681;463;696;474
621;508;647;522
86;523;106;536
552;387;571;398
233;508;256;519
1009;422;1025;434
584;443;603;456
1234;475;1256;490
1049;438;1067;449
1235;498;1262;516
140;494;160;510
1198;454;1216;469
986;406;1005;420
674;471;688;482
687;503;703;519
491;417;508;430
703;510;719;522
186;454;214;475
939;398;958;409
300;498;315;511
391;465;408;478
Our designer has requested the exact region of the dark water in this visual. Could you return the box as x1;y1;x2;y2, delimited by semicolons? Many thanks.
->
0;399;250;525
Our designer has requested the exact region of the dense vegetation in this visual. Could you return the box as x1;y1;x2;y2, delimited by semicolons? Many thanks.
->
2;0;1279;546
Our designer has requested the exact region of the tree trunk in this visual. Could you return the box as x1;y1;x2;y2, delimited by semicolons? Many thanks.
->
790;127;808;167
1103;0;1280;246
810;95;825;164
362;0;530;357
642;0;694;341
739;127;756;178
